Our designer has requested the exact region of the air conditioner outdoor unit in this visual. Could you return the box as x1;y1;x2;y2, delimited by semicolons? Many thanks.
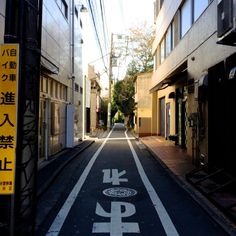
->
217;0;236;46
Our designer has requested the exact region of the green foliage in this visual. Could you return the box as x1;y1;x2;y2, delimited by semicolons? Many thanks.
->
111;23;154;127
113;79;135;118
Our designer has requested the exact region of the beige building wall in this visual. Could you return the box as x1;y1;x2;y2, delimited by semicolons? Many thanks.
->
134;72;153;137
152;0;236;160
88;65;101;132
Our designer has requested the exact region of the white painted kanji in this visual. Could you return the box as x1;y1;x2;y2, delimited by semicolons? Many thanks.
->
102;169;128;185
92;201;140;236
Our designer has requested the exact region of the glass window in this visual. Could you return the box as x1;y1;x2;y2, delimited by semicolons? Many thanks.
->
160;39;165;64
181;0;192;38
194;0;208;21
40;77;43;92
63;86;67;101
172;11;180;48
165;26;172;57
55;83;58;98
154;50;159;70
50;80;54;97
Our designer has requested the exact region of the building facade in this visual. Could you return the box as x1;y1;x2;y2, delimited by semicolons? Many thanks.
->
1;0;85;162
134;72;153;137
39;0;85;161
88;65;101;132
152;0;236;173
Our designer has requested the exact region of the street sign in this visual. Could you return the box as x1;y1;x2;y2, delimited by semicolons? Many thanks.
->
0;44;19;194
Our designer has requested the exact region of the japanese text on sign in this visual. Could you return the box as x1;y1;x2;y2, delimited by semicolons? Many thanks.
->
0;44;19;194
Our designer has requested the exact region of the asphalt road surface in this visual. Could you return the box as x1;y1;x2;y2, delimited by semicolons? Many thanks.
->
36;123;228;236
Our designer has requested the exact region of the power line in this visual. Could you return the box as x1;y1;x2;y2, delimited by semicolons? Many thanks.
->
87;0;108;71
99;0;108;53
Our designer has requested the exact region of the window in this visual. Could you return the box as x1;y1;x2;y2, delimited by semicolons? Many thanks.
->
172;11;180;48
160;39;165;64
63;86;67;101
55;83;58;98
165;26;172;57
50;80;54;97
154;50;159;70
40;77;43;92
154;0;164;18
181;0;192;38
194;0;208;21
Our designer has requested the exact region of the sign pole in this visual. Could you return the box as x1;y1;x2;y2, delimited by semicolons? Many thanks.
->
2;0;43;235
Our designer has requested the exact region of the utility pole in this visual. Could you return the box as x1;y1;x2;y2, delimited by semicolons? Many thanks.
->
107;33;113;130
2;0;42;235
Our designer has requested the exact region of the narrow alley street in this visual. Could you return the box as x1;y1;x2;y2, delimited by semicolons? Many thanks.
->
36;124;227;236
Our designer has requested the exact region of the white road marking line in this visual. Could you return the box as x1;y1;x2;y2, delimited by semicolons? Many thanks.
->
125;130;180;236
46;129;113;236
100;137;136;141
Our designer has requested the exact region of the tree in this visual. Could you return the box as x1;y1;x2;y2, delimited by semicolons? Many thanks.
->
113;79;135;126
112;23;154;127
127;22;155;74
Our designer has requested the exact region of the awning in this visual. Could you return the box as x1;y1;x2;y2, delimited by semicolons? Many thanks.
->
150;60;188;93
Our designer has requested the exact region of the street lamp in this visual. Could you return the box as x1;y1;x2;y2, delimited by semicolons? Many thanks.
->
80;4;88;12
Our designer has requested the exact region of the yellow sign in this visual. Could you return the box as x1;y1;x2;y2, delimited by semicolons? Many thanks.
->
0;44;19;194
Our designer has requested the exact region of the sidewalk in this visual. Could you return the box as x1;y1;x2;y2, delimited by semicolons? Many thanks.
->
140;135;236;236
37;140;94;197
37;128;109;197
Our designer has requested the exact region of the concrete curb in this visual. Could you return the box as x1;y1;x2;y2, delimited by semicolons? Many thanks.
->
139;138;236;236
37;140;94;198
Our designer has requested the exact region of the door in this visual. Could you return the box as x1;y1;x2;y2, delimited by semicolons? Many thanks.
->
166;103;170;139
160;97;165;136
39;98;49;160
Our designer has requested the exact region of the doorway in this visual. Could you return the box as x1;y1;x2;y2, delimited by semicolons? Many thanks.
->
159;97;165;137
39;99;49;160
166;103;170;139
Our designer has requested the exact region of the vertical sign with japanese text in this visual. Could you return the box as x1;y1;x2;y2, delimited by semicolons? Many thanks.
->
0;44;19;194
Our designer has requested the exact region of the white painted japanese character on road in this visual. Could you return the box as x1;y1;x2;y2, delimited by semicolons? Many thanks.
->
92;201;140;235
102;169;128;185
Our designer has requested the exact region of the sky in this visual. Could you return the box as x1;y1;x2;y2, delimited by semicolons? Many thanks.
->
105;0;154;34
82;0;155;92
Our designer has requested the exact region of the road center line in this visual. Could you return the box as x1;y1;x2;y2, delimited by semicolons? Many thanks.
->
46;129;113;236
125;130;179;236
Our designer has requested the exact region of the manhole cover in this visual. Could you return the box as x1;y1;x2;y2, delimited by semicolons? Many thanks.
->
103;187;138;198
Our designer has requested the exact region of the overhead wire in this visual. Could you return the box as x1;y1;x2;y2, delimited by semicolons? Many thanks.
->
99;0;108;54
87;0;108;72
